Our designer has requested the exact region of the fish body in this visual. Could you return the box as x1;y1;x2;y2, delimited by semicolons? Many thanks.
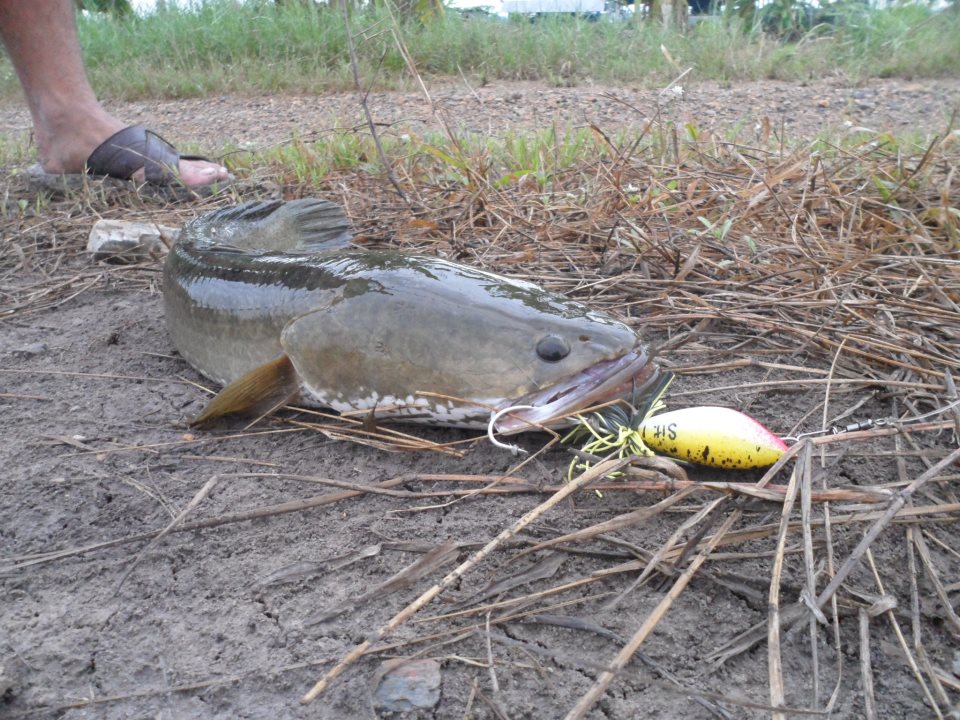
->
163;199;660;433
638;406;787;468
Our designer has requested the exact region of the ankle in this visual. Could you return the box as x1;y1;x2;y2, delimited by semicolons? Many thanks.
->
34;107;125;174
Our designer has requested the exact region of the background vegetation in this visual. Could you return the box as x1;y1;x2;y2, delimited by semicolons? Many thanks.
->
0;0;957;101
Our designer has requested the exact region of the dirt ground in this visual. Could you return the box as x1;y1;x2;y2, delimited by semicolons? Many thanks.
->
1;76;959;150
2;78;960;719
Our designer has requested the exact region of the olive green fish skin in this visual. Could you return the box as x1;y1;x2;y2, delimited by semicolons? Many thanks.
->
164;246;345;386
163;199;655;429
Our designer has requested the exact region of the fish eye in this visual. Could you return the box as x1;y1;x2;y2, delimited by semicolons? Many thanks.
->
536;335;571;362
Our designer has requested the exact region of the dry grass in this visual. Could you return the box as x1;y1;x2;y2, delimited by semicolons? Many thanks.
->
286;112;958;715
2;91;960;717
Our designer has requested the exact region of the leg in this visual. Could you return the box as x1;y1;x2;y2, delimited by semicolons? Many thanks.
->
0;0;229;187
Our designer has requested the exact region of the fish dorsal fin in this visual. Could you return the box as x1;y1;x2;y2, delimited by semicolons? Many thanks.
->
191;355;298;426
181;198;353;252
285;199;354;252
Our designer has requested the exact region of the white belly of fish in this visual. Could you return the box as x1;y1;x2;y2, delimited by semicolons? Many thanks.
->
298;379;498;429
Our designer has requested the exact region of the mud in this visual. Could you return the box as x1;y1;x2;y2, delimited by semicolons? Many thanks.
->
2;80;959;719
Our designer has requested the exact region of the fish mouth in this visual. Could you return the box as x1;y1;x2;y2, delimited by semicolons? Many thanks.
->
494;346;660;435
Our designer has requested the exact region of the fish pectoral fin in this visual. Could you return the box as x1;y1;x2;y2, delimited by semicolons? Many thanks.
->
191;355;299;426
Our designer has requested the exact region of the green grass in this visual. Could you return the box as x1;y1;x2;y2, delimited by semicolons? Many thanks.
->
0;0;957;101
0;131;33;166
241;113;937;198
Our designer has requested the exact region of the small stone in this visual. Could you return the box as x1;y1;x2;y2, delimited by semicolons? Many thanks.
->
373;658;441;713
86;219;179;264
0;663;14;699
11;342;47;357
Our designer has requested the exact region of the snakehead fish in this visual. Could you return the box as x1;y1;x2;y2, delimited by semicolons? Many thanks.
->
163;199;660;434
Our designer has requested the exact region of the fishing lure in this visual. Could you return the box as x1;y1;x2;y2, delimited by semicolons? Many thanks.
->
637;405;788;469
564;371;673;479
565;371;788;472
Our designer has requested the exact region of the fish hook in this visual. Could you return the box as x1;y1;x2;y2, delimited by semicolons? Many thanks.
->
487;405;534;456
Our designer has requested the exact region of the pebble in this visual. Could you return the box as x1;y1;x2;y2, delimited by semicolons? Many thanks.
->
0;664;13;700
11;342;48;357
373;658;441;713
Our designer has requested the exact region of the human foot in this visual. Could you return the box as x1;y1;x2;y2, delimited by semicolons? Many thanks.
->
36;115;230;189
84;125;231;187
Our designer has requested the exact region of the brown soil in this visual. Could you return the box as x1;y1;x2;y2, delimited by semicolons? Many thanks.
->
1;77;958;150
2;79;959;720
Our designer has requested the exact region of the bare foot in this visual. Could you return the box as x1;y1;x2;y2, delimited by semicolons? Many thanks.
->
166;157;231;188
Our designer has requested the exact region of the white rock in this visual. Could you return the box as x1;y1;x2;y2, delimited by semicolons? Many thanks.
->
86;219;180;264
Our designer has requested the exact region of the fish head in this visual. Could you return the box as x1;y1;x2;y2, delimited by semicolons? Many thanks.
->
476;305;660;435
282;256;660;432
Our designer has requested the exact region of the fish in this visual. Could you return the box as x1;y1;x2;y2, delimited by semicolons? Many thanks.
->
162;198;661;434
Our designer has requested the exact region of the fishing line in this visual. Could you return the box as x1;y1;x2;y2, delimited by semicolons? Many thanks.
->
785;398;960;442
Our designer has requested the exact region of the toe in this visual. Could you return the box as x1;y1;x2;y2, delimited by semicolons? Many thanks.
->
177;158;232;187
129;158;231;187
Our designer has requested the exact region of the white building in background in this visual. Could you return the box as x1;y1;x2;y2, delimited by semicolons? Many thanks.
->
501;0;603;13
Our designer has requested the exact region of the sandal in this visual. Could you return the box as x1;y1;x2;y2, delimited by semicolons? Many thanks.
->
27;125;232;197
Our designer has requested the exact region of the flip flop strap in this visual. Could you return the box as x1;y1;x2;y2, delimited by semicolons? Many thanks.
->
86;125;181;184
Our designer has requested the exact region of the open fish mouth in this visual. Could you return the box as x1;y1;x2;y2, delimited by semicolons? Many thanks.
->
494;346;660;435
